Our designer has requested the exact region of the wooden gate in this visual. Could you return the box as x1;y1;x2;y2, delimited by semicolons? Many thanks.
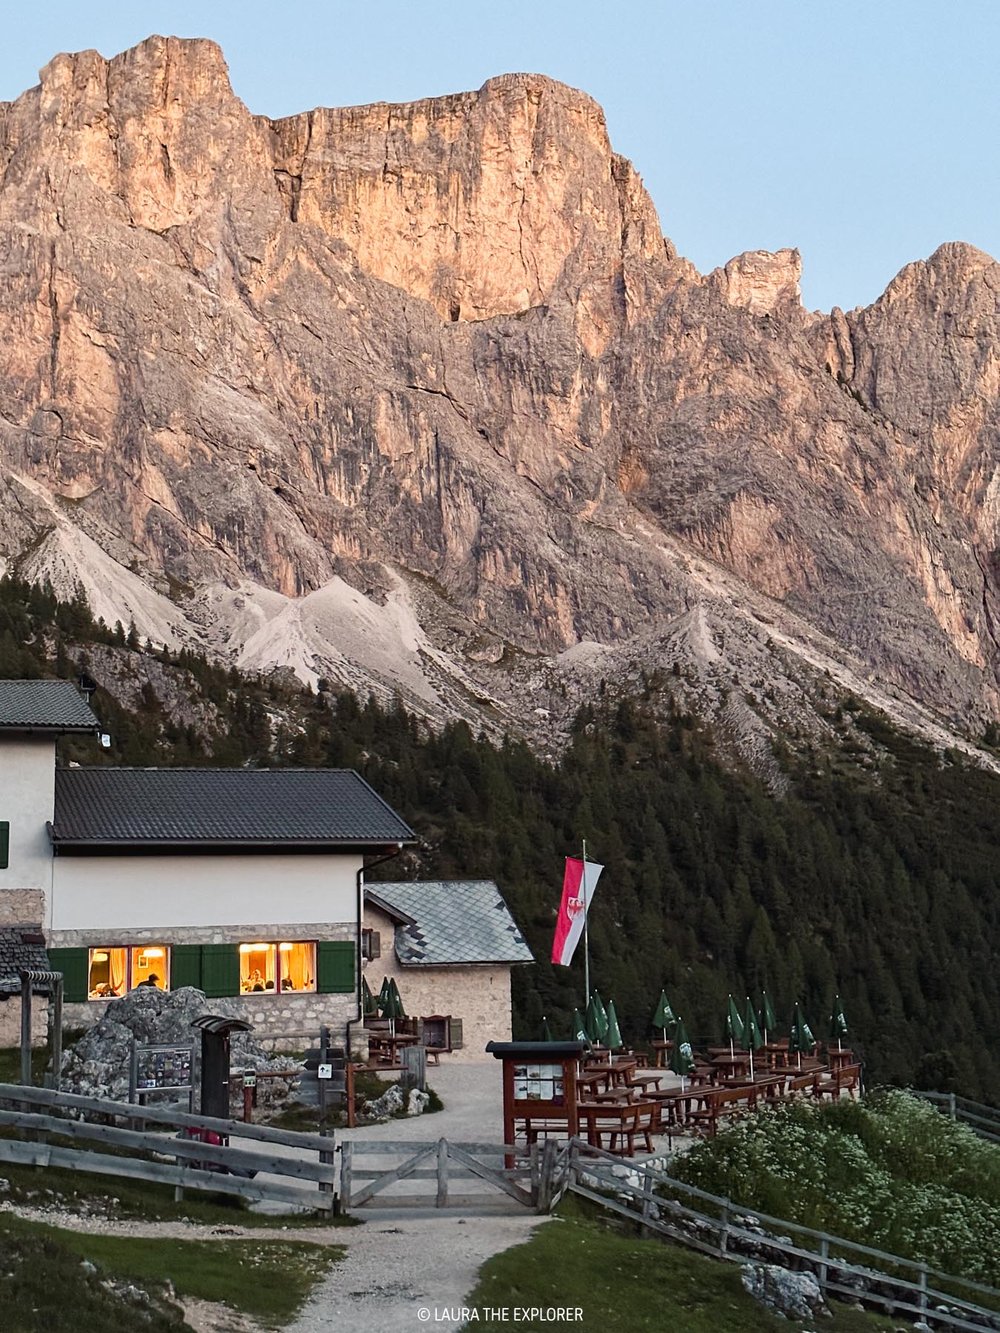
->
338;1137;548;1211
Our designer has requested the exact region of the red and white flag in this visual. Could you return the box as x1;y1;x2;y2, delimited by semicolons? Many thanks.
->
551;857;603;967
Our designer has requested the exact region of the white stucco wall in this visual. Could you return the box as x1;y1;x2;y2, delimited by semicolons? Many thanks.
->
51;852;361;931
0;736;56;906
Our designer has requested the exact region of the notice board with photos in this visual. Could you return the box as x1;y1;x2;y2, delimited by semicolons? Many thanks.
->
129;1040;196;1108
487;1040;587;1151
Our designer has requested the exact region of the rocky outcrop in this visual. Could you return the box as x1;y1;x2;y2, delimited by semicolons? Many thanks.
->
60;986;294;1107
0;36;999;747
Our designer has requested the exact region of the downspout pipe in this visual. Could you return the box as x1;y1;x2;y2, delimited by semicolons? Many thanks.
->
347;844;404;1057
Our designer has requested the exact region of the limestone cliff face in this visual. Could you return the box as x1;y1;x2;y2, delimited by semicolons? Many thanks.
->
0;36;999;740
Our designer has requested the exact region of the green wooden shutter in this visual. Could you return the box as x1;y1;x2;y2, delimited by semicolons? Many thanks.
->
199;944;239;998
317;941;355;994
169;945;202;991
0;821;9;869
48;947;89;1003
450;1018;464;1050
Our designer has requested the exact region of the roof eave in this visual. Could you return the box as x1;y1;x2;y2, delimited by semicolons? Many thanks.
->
49;832;417;854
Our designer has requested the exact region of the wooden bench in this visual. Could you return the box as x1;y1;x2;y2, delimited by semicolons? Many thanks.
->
688;1084;757;1138
814;1062;862;1100
578;1101;659;1155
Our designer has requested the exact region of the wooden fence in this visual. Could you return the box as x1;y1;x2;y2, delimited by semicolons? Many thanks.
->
914;1089;1000;1145
560;1139;1000;1331
0;1082;337;1212
338;1137;554;1212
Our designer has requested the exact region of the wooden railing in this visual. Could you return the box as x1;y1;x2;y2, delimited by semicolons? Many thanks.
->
561;1139;1000;1331
913;1089;1000;1144
0;1083;336;1212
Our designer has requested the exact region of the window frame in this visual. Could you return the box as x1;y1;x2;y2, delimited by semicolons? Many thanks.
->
87;944;171;1000
238;940;317;995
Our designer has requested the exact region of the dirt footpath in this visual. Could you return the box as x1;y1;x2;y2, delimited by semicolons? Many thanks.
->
288;1209;546;1333
288;1059;544;1332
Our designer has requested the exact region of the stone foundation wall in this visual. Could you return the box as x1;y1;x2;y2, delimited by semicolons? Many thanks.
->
0;996;47;1048
0;890;45;925
61;990;359;1046
48;921;354;948
51;921;362;1049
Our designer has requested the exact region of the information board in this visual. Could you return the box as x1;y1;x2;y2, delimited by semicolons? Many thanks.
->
512;1062;565;1104
130;1041;195;1100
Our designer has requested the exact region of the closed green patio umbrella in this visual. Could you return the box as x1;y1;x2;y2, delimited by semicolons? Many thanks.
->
670;1018;696;1092
541;1015;553;1042
743;996;762;1079
586;991;609;1045
362;974;377;1018
760;991;777;1044
652;988;676;1040
604;999;624;1052
724;993;745;1057
572;1008;589;1043
789;1002;815;1070
830;995;849;1053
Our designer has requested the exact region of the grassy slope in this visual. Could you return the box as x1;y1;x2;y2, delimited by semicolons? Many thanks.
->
469;1205;904;1333
0;1211;342;1330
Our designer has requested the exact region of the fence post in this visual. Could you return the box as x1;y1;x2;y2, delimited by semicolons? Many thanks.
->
340;1138;353;1212
719;1200;730;1257
529;1141;540;1204
318;1025;329;1120
818;1236;829;1296
436;1137;449;1207
948;1092;957;1120
320;1127;335;1213
641;1167;654;1237
538;1139;558;1213
918;1263;928;1315
19;976;32;1087
346;1061;356;1129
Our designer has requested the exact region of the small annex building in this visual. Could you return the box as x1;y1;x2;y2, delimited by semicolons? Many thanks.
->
363;880;534;1059
0;679;416;1047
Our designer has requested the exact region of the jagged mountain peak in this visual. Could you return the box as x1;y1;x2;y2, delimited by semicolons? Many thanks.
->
0;38;998;765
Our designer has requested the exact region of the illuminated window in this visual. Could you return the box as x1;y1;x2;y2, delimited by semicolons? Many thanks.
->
88;946;169;999
239;941;315;994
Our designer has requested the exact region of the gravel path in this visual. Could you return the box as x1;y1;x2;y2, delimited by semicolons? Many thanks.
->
288;1060;544;1331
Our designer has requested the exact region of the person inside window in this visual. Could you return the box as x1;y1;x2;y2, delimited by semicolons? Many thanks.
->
136;973;160;988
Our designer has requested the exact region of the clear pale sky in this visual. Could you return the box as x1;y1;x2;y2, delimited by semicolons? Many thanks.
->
2;1;997;312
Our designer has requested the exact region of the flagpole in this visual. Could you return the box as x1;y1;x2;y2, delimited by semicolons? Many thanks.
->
582;837;590;1009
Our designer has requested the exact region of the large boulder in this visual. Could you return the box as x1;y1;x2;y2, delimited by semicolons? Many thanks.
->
740;1264;826;1321
60;986;292;1106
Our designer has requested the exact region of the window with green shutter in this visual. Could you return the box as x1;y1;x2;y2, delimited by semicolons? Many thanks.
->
170;944;203;991
199;944;240;998
317;941;355;993
47;947;89;1003
0;821;9;869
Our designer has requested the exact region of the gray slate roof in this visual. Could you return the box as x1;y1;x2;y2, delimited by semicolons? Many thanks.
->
0;680;99;733
0;926;51;994
52;768;415;848
367;881;534;966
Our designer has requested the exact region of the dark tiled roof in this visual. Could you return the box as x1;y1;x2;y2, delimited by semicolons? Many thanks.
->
0;680;99;732
0;925;51;993
52;768;415;847
367;881;534;966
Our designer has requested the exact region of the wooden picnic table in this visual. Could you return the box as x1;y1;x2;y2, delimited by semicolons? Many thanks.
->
650;1039;674;1067
710;1053;751;1081
577;1100;658;1155
367;1033;419;1065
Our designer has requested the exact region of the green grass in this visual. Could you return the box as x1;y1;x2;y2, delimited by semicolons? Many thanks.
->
0;1213;342;1329
469;1202;904;1333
